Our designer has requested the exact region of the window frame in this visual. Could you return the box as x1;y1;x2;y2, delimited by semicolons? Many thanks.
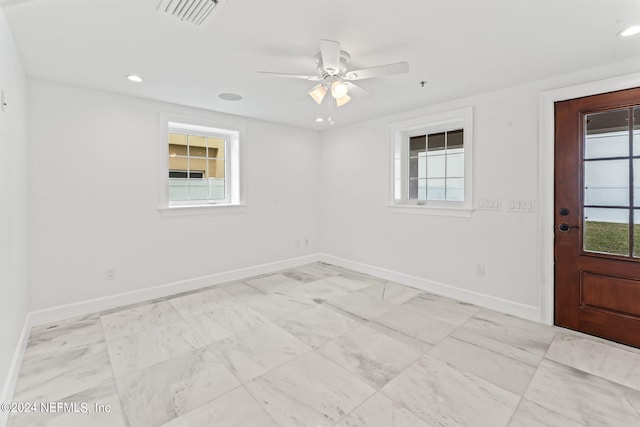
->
389;106;474;217
159;113;245;215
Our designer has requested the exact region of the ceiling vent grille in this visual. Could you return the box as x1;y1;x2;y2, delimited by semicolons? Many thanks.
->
157;0;220;27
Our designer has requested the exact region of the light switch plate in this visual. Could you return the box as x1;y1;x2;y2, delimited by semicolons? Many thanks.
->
477;198;502;210
507;199;536;212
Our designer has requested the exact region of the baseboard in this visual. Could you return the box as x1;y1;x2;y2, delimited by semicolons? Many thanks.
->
0;313;32;427
29;253;322;327
320;254;542;323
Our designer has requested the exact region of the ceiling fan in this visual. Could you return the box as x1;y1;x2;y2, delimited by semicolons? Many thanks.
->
259;40;409;107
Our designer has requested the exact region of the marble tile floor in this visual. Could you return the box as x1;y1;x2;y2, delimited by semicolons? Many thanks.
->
6;262;640;426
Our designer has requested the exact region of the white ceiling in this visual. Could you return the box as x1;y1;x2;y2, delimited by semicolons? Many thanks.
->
3;0;640;130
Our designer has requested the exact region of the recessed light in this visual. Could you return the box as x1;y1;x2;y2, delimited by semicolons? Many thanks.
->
315;117;324;123
619;25;640;37
126;74;143;83
219;93;243;101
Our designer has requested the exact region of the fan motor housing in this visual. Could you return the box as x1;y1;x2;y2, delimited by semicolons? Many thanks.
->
315;51;351;79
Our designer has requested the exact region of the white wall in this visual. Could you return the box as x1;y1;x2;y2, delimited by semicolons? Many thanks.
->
320;58;640;321
28;80;321;310
0;7;29;405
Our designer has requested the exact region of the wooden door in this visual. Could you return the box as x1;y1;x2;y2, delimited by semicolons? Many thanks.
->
555;87;640;348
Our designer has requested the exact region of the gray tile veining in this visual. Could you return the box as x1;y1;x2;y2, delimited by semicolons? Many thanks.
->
317;325;422;389
167;287;237;318
334;392;429;427
185;301;268;339
381;355;520;426
293;262;345;279
524;359;640;425
458;309;555;357
244;273;304;294
116;346;240;427
101;301;184;340
12;343;114;403
545;331;640;391
245;351;376;427
450;326;544;368
375;305;457;346
402;292;480;326
507;399;583;427
429;337;537;395
327;292;399;320
365;320;434;354
8;262;640;427
160;386;277;427
280;278;354;303
231;287;315;321
281;268;322;283
23;315;105;362
360;281;423;306
211;322;311;383
276;305;360;348
106;320;206;378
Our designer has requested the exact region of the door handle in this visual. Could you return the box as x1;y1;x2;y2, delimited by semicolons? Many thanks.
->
557;223;580;232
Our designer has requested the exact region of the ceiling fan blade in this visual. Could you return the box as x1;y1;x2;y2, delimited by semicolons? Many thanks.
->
344;82;374;98
258;71;321;81
319;39;341;75
344;62;409;80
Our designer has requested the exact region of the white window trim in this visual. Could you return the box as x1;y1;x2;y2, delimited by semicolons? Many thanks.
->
158;113;246;216
388;106;474;217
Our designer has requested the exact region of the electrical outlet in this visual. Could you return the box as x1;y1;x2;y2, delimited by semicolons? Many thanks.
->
475;264;485;277
105;267;116;281
295;240;300;248
304;237;309;246
1;89;6;113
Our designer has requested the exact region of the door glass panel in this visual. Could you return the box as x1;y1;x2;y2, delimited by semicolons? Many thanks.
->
584;109;629;159
634;107;640;156
584;208;629;256
635;210;640;258
635;159;640;208
584;159;629;206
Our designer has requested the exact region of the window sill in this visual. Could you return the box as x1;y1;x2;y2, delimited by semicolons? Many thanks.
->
387;204;473;218
159;204;246;217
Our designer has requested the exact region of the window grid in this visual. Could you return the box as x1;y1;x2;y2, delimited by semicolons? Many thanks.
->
408;129;464;202
583;106;640;257
168;131;227;204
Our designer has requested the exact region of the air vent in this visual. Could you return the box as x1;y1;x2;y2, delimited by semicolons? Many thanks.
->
157;0;220;26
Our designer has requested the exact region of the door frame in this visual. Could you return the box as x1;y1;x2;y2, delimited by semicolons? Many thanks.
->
539;72;640;325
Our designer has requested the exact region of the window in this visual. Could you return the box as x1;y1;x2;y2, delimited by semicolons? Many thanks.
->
390;107;473;216
160;114;244;213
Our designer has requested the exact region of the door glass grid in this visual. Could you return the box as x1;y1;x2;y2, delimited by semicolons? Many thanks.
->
583;107;640;257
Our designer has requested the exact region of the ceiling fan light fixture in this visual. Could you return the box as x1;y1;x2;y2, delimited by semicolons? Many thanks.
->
619;25;640;37
309;84;327;104
335;94;351;107
126;74;144;83
331;81;348;99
